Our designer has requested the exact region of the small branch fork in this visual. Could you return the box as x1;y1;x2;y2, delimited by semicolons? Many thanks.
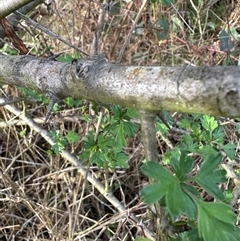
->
91;0;113;55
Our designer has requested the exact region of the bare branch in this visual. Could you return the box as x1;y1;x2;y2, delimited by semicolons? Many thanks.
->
1;54;240;117
15;11;89;56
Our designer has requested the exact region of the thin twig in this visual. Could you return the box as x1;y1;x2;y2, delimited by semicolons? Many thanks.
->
15;11;89;56
91;0;110;55
116;0;148;64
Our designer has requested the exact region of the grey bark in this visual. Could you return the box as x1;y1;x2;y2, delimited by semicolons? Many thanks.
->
139;111;159;162
0;53;240;117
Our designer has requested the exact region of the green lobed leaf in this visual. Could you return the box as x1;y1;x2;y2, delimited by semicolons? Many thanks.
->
51;141;66;154
212;169;227;183
18;87;44;102
193;153;225;200
179;135;199;153
141;182;167;204
111;105;122;118
114;152;128;168
126;108;138;119
115;122;126;148
109;0;120;15
156;121;169;136
170;151;193;180
141;161;175;183
163;147;181;165
56;53;74;63
123;121;138;138
199;145;218;159
201;115;218;133
73;52;81;59
179;117;191;129
64;97;74;107
90;151;105;167
97;133;114;149
141;162;196;219
181;183;199;198
212;126;224;141
197;201;238;241
52;102;59;113
194;176;224;200
110;106;138;138
64;97;82;108
66;130;80;144
83;130;96;149
218;142;236;160
166;181;196;219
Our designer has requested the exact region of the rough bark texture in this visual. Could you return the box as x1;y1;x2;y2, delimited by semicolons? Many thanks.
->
1;53;240;117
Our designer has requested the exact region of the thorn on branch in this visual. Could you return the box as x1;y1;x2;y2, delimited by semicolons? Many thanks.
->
44;91;59;124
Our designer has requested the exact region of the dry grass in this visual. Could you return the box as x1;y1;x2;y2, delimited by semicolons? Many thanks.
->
0;0;240;240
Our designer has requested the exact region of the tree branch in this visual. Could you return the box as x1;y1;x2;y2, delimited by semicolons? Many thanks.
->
1;53;240;117
139;111;158;162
